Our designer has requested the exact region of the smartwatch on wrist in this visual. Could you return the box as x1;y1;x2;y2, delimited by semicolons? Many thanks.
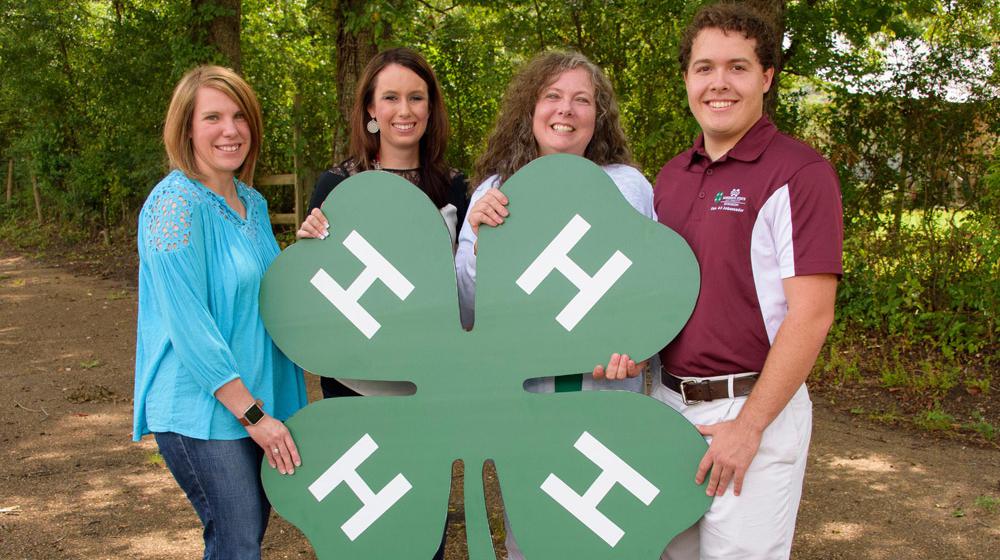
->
239;399;265;427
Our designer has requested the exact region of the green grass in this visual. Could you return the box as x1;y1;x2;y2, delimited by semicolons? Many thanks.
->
914;408;955;431
868;408;904;424
975;495;999;514
964;377;991;396
964;411;997;441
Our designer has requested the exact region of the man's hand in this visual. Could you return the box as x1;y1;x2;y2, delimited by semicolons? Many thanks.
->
694;418;764;496
593;354;645;381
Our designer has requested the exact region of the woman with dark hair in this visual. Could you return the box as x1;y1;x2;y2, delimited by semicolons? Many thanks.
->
297;47;469;399
134;65;307;559
456;50;654;389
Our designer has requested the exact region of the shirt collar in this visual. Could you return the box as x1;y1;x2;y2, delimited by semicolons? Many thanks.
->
686;115;777;168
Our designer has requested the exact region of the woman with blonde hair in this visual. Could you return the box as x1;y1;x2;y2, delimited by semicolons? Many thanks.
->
134;65;307;559
456;50;654;389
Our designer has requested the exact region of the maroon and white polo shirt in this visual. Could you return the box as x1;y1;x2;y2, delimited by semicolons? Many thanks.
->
654;116;843;378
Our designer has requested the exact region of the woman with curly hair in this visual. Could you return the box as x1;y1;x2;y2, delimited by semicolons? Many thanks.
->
455;51;656;559
455;50;654;388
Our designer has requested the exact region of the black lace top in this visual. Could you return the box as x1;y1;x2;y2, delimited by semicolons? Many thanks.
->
307;158;469;230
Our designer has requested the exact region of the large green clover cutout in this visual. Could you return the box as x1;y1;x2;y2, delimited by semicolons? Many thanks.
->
259;154;710;559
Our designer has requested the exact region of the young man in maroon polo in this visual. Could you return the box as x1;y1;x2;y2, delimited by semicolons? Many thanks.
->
653;4;842;559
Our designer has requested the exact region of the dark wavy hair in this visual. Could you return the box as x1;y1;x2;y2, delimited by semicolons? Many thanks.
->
678;2;780;73
473;51;632;188
349;47;450;208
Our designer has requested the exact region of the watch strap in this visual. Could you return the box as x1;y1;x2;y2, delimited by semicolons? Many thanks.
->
239;399;265;427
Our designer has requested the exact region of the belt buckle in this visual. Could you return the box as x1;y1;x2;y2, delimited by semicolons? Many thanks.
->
679;379;708;405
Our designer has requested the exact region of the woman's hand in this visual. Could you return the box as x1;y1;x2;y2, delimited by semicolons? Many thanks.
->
592;354;647;381
297;208;329;239
247;415;301;475
468;189;508;254
468;189;509;236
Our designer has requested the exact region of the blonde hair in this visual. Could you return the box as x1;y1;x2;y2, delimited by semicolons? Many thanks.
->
163;65;263;185
473;51;632;187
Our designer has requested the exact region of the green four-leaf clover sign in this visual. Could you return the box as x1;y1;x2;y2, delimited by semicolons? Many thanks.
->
259;154;710;559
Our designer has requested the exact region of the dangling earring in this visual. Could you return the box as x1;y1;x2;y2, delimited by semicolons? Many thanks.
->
366;117;380;134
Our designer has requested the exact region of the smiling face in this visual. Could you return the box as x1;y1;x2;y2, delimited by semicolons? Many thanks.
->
684;27;774;158
367;63;430;164
531;67;596;157
189;86;251;189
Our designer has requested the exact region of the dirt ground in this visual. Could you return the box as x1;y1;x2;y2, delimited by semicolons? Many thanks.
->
1;250;998;559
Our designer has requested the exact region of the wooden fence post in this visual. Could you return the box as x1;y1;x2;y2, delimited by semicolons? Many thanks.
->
5;159;12;204
293;94;304;227
31;169;42;223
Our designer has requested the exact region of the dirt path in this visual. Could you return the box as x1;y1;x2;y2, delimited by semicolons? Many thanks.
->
1;252;997;559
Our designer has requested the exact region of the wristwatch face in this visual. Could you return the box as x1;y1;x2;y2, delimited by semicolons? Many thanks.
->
244;402;265;425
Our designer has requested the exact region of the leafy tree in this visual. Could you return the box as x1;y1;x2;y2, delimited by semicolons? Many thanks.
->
192;0;243;72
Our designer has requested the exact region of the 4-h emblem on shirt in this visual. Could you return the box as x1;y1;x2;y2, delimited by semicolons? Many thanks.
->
711;187;748;214
259;154;711;559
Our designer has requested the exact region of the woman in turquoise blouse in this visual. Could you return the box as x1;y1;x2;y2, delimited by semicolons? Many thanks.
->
133;65;307;559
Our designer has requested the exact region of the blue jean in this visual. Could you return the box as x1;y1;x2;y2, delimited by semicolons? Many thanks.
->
154;432;271;560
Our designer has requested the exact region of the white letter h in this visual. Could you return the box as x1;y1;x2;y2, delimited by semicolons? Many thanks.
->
310;230;414;339
516;215;631;331
308;434;412;541
541;431;659;547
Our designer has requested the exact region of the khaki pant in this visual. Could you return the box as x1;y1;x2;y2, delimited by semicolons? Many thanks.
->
655;379;812;560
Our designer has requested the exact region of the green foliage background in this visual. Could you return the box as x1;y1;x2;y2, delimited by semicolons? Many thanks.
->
0;0;997;418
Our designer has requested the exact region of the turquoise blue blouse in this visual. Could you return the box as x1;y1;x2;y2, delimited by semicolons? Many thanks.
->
133;170;307;441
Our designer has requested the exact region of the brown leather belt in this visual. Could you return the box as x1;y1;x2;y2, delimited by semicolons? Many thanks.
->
660;369;760;404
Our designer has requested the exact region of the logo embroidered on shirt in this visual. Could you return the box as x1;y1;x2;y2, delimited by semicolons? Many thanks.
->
710;188;748;214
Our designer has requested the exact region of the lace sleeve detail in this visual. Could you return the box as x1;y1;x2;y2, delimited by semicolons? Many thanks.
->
141;175;202;253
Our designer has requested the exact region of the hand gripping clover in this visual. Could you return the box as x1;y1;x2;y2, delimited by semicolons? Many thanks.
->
259;154;710;558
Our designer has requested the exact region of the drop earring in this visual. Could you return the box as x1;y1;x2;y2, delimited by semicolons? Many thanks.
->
366;117;380;134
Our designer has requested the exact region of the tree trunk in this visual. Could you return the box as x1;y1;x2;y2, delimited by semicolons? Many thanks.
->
192;0;242;73
6;160;13;204
742;0;785;117
331;0;381;162
31;169;42;223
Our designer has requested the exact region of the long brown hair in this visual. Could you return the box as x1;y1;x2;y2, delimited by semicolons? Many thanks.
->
473;51;632;187
349;47;451;208
163;65;263;185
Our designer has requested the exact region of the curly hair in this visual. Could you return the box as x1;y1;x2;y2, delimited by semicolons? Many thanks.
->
678;2;779;73
163;65;263;185
349;47;451;208
473;51;632;188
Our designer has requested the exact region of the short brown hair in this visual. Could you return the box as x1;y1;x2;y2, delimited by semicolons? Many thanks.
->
350;48;451;208
163;65;263;185
678;2;780;73
473;50;632;187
